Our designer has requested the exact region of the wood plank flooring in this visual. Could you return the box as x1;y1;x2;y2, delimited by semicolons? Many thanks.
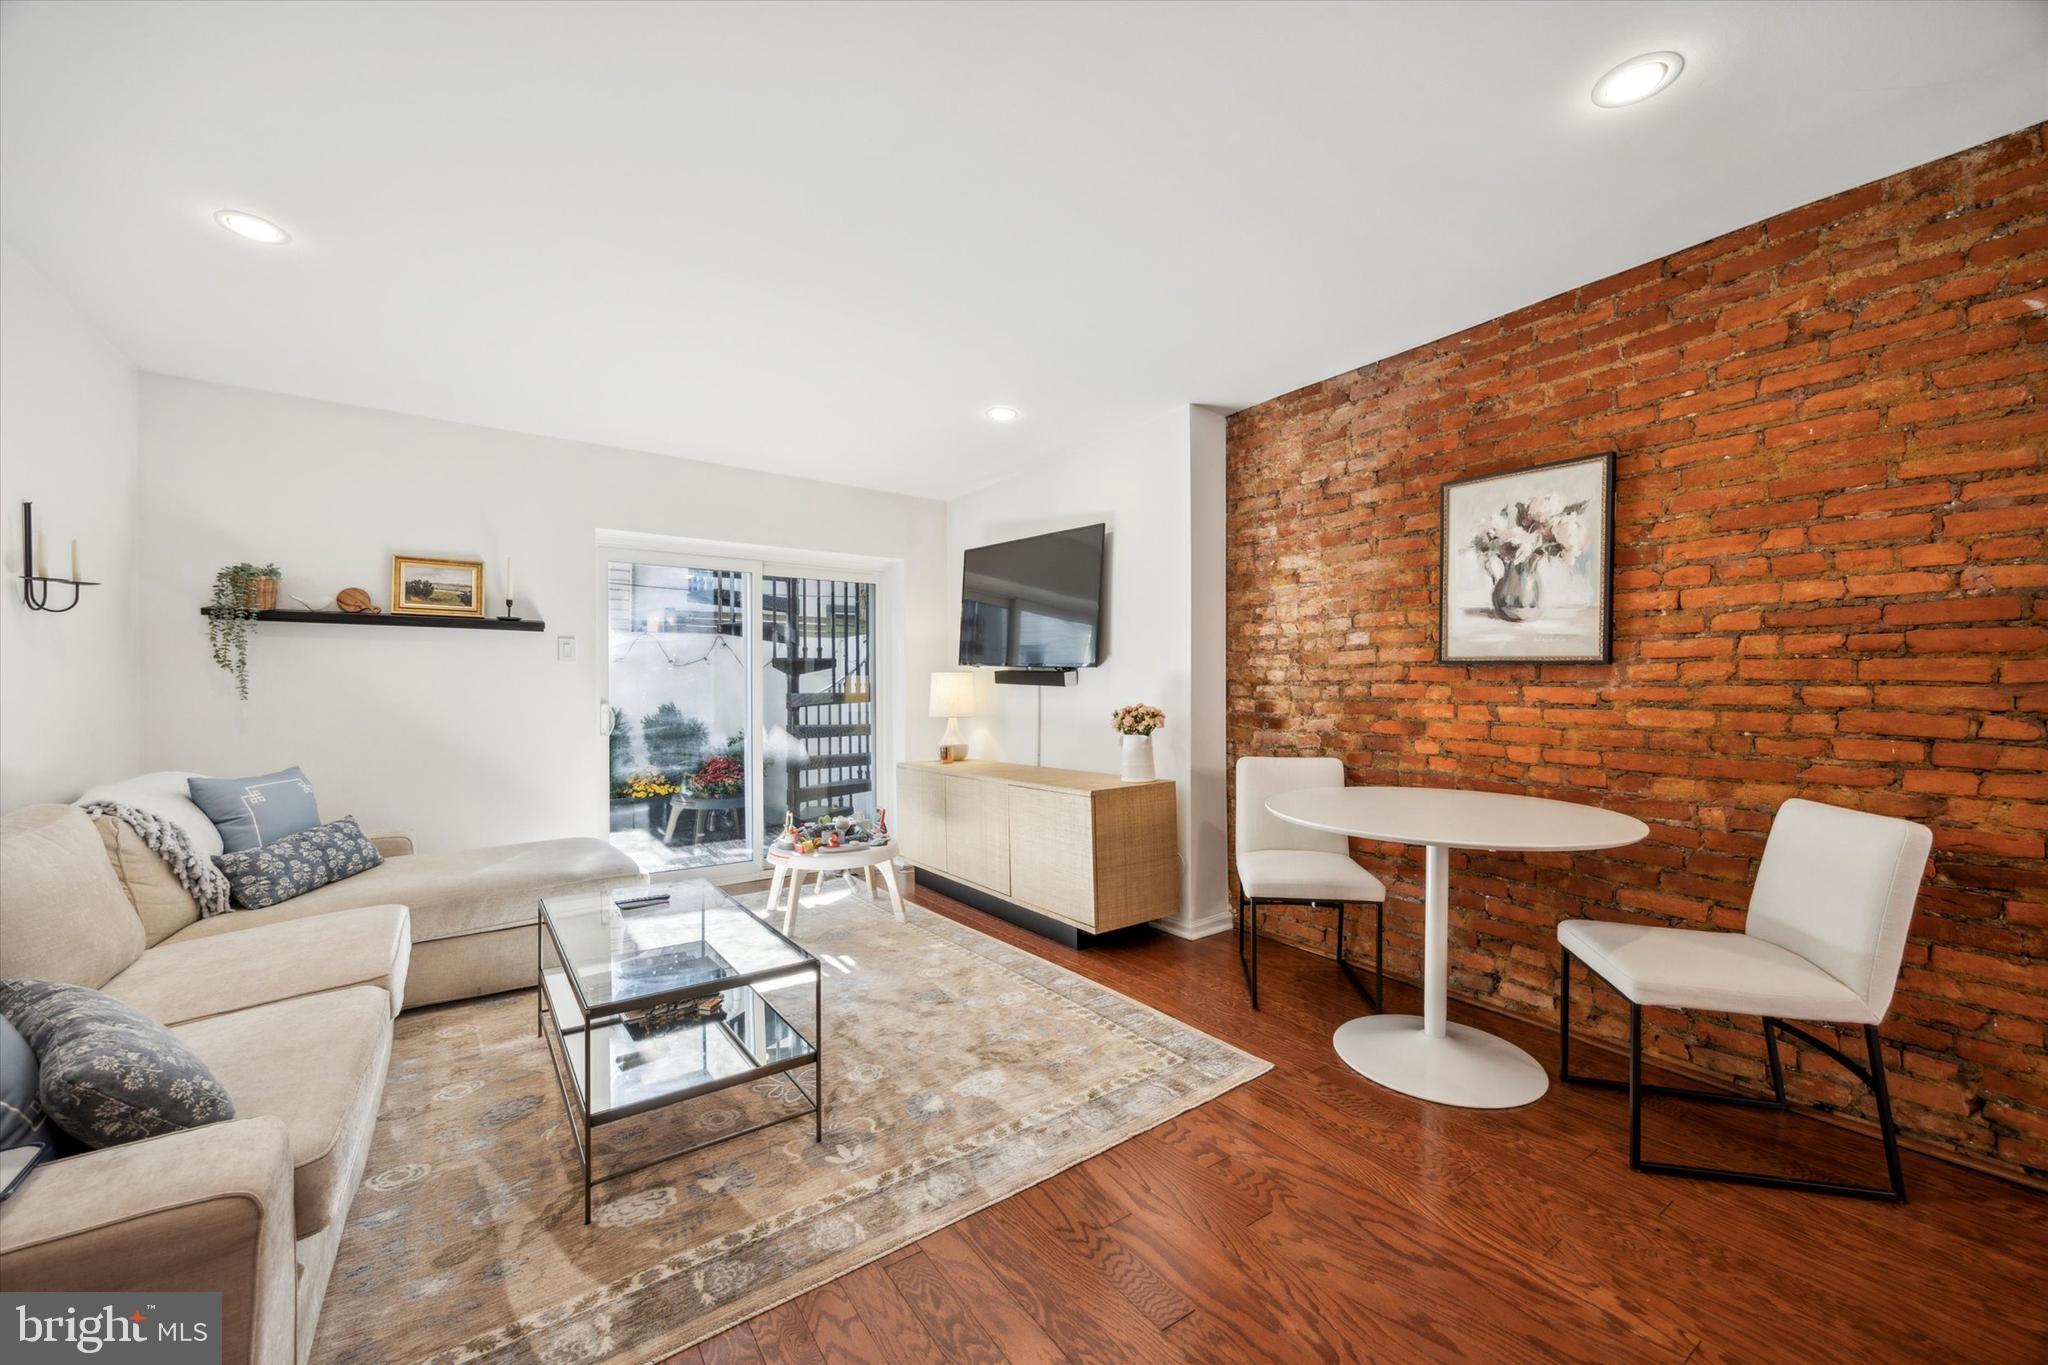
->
678;883;2046;1363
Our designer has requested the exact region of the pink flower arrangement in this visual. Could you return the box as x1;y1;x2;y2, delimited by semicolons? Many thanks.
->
1469;491;1591;574
1112;703;1166;736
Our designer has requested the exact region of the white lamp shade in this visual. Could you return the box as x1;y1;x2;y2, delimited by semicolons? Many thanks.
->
929;671;976;719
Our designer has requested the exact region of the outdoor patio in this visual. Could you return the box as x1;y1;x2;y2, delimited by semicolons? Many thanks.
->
608;828;753;875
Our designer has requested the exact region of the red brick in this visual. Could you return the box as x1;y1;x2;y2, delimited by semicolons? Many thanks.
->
1845;571;1955;596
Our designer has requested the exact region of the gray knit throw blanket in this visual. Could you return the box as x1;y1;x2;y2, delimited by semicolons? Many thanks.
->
80;801;233;918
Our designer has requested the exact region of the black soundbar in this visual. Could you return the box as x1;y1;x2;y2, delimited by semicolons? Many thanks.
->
993;668;1078;687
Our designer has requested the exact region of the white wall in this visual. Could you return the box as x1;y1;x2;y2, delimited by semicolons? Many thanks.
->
136;377;951;850
0;241;142;806
944;406;1230;936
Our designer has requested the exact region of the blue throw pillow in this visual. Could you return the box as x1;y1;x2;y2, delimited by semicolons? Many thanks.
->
215;816;384;910
188;766;321;852
0;979;235;1149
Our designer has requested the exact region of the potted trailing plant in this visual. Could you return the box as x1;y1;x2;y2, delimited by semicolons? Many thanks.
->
1112;703;1165;782
207;563;281;700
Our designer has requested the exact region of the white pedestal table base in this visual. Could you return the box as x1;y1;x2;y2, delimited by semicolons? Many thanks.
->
1331;1015;1549;1109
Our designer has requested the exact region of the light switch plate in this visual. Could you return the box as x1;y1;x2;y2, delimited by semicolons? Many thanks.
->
557;636;576;661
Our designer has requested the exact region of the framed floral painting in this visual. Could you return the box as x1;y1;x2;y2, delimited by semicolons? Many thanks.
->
1439;451;1614;663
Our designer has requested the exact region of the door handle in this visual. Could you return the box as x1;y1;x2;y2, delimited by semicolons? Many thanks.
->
600;701;616;736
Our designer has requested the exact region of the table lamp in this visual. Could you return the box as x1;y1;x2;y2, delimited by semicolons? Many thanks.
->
929;671;975;763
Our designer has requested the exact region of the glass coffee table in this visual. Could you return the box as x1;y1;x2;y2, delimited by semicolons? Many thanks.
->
537;879;821;1223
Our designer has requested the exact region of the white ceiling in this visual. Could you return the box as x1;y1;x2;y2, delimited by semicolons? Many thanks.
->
4;2;2044;499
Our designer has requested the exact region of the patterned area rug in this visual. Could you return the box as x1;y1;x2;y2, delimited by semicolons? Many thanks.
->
312;882;1268;1364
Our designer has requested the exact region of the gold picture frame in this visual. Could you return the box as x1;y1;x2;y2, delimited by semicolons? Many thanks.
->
391;554;485;617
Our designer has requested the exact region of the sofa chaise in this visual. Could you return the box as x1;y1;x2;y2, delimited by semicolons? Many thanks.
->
82;785;642;1009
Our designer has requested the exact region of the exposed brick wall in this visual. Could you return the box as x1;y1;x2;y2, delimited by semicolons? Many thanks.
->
1225;125;2048;1182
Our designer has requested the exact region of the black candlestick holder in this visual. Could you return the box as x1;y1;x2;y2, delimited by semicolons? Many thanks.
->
19;503;99;613
497;597;522;622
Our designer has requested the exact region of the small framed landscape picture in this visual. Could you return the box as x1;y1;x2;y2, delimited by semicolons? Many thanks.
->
1439;451;1614;664
391;554;485;617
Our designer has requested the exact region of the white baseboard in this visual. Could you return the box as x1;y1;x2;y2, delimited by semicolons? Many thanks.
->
1151;909;1235;940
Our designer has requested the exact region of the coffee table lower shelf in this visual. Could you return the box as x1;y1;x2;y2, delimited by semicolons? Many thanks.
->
537;964;822;1223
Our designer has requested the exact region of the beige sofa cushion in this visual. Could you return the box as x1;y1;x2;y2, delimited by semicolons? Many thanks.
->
91;813;204;946
173;987;392;1239
0;805;145;988
167;836;639;945
106;905;411;1025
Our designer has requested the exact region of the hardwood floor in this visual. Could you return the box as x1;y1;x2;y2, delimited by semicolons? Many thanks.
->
675;883;2047;1364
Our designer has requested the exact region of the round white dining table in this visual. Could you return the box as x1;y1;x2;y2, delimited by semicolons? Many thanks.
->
1265;786;1649;1109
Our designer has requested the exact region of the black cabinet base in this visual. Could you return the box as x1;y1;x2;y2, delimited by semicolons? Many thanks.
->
915;869;1141;949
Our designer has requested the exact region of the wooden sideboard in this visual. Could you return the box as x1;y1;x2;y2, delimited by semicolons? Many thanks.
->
894;760;1178;937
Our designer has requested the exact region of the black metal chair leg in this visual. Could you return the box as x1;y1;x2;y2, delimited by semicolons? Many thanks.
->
1559;944;1573;1078
1764;1017;1787;1104
1236;900;1253;1010
1868;1024;1907;1199
1238;896;1260;1010
1333;901;1382;1012
1627;1003;1643;1170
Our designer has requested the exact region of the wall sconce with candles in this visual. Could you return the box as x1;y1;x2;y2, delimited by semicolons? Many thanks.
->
19;503;98;612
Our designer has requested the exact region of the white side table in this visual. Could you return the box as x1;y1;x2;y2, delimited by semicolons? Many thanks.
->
1266;786;1648;1109
765;841;907;935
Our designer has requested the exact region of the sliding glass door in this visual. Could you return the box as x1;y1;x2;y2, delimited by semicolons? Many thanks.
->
602;549;879;878
604;556;758;876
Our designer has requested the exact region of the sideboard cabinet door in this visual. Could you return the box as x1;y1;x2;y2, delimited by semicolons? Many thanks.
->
895;764;949;873
944;774;1011;895
1008;786;1096;924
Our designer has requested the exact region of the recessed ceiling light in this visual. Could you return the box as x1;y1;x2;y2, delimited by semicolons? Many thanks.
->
985;406;1020;423
1591;52;1684;108
213;209;291;245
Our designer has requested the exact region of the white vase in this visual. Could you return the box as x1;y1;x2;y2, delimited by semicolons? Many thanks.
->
1120;733;1155;782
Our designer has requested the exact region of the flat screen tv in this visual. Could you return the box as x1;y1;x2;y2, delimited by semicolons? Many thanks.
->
959;523;1105;669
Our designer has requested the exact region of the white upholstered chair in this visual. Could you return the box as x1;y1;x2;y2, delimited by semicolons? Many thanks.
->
1234;756;1387;1011
1558;797;1931;1201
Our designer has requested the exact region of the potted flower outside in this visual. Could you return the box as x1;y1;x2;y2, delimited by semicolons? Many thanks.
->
610;765;679;834
685;754;745;842
689;755;743;798
1112;703;1165;782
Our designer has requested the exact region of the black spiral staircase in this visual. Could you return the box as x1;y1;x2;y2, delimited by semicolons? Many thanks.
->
763;576;875;821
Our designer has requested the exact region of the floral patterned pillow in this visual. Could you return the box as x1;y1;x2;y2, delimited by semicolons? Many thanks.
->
215;815;384;910
0;978;235;1148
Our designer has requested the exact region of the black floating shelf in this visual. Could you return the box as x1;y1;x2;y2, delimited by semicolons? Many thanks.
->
200;608;546;632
